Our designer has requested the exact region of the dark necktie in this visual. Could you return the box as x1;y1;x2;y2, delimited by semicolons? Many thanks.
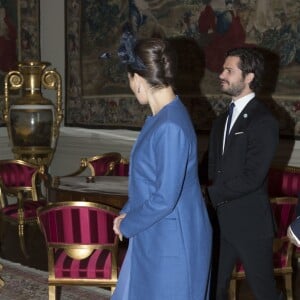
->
224;102;235;146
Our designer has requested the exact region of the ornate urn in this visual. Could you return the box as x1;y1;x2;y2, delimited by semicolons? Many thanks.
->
3;61;63;166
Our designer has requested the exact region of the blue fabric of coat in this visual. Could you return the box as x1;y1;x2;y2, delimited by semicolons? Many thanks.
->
112;97;212;300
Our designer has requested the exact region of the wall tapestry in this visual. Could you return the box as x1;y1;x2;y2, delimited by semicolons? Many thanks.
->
0;0;40;126
65;0;300;138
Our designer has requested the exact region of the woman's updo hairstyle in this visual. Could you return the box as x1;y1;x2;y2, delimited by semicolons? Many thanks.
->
128;38;177;90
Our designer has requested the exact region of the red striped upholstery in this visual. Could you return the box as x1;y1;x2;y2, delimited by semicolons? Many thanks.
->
88;153;121;176
113;160;129;176
271;201;297;237
37;202;119;284
90;156;119;176
0;162;36;188
38;205;115;244
2;200;47;219
54;248;112;279
0;160;47;257
268;166;300;260
268;167;300;197
273;242;290;268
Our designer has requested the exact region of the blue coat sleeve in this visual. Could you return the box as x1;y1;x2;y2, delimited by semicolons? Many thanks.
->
120;123;190;238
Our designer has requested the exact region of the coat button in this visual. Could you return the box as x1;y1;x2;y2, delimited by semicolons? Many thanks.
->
217;170;222;173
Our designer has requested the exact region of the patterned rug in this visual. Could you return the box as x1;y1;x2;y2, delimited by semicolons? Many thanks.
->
0;258;111;300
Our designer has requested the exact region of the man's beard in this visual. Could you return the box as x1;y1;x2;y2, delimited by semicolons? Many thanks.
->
221;80;246;97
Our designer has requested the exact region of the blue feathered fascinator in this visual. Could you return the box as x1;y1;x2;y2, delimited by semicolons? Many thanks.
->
100;29;146;71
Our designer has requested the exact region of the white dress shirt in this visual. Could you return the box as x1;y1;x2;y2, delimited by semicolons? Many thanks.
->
223;93;255;151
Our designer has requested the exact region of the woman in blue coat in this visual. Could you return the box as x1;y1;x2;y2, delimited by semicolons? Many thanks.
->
112;35;212;300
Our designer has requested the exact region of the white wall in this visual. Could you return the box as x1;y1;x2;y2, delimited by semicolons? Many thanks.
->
40;0;65;98
0;0;299;176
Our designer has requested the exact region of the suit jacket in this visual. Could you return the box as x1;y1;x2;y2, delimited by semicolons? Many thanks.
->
113;97;212;300
208;97;279;241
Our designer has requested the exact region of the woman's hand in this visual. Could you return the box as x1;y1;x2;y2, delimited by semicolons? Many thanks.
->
113;213;126;241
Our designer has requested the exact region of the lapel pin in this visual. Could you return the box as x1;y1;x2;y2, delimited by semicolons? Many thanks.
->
243;113;248;118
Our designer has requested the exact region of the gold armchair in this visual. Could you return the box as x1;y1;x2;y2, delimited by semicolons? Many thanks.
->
112;156;130;176
0;159;49;257
37;201;120;299
63;152;122;177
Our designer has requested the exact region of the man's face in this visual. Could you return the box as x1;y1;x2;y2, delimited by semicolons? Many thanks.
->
219;56;250;99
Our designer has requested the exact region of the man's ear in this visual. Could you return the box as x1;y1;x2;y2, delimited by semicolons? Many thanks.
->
245;72;254;85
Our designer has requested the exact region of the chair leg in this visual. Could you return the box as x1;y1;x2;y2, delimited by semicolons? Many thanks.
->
229;278;237;300
49;285;57;300
17;214;29;258
0;263;4;287
284;274;293;300
17;193;29;258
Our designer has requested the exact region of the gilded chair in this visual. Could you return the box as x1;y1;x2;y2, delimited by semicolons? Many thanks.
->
229;197;298;300
0;159;49;257
64;152;122;177
268;165;300;258
112;157;129;176
268;166;300;199
37;201;120;300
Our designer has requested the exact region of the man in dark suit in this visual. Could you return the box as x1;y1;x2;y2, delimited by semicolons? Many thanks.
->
207;47;281;299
